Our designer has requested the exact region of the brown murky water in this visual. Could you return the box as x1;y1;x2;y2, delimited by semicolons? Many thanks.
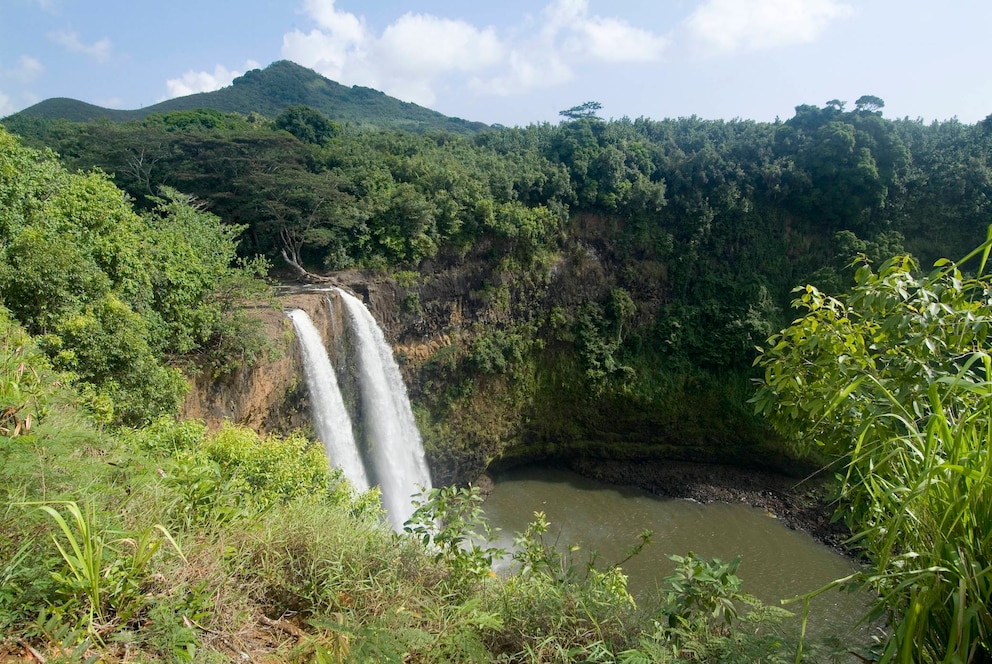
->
482;465;870;640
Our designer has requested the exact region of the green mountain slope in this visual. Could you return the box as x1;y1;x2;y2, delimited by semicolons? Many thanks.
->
4;60;488;134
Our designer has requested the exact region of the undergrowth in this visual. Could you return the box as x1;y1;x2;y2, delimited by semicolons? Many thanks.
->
1;417;840;662
0;311;843;662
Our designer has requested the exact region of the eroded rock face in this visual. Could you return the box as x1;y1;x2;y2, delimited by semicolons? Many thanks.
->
181;280;404;437
182;293;334;434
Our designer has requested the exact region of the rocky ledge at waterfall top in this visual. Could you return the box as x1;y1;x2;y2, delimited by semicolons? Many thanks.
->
183;274;380;438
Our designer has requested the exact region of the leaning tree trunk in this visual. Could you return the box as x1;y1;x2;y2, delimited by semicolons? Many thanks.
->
278;225;338;284
280;248;337;284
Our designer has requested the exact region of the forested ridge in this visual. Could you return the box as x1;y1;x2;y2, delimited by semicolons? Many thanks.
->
9;99;991;476
5;60;488;134
2;95;992;661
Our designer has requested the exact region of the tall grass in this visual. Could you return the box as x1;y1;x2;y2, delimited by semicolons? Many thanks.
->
754;240;992;661
840;377;992;662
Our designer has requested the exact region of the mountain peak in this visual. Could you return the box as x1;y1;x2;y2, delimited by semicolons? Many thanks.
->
4;60;487;134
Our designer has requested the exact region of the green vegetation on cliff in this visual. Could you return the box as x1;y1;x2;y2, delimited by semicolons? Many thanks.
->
5;101;991;481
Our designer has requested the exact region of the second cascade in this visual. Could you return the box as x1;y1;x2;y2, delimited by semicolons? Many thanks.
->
287;288;433;531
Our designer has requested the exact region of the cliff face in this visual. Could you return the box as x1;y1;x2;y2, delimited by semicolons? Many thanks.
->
183;292;341;434
182;246;797;489
181;280;405;439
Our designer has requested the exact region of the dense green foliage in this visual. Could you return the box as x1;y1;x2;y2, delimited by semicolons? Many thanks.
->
5;83;992;660
0;319;827;661
8;99;988;476
0;127;271;424
753;244;992;661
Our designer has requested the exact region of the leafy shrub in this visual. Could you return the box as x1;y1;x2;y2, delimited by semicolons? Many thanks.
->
45;294;188;425
128;416;207;455
753;243;992;661
487;512;642;660
203;425;339;510
468;327;533;376
0;306;52;437
405;485;503;590
133;419;367;514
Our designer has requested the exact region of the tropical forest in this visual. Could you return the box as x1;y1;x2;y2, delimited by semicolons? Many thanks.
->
1;61;991;662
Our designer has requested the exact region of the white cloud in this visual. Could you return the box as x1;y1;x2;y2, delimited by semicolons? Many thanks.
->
284;0;367;82
540;0;669;63
48;29;113;63
164;60;261;99
284;1;507;106
0;92;15;117
283;29;364;84
471;50;574;97
377;14;504;76
473;0;669;97
12;56;44;81
281;0;668;105
301;0;365;41
1;56;44;82
684;0;855;54
568;15;670;63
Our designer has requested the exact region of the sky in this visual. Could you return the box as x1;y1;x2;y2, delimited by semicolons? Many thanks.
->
1;0;990;127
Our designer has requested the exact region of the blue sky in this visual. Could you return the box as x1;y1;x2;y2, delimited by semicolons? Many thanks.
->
1;0;990;127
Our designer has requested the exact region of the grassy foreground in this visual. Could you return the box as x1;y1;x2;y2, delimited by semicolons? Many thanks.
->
0;309;830;663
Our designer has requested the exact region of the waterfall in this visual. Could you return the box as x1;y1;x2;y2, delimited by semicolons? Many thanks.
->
335;288;433;530
287;309;370;492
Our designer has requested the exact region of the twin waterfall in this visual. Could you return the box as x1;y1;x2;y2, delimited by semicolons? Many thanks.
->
287;288;432;530
286;309;370;492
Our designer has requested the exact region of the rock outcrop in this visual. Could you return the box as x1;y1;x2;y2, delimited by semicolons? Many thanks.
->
182;275;407;437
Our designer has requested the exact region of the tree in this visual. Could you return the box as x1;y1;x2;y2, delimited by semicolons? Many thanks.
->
559;101;603;121
274;105;338;145
0;127;271;422
854;94;885;113
142;187;271;360
981;113;992;134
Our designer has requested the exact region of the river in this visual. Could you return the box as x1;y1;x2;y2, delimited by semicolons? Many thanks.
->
481;465;870;641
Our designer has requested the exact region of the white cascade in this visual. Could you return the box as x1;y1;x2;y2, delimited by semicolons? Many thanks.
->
335;288;433;530
287;309;370;492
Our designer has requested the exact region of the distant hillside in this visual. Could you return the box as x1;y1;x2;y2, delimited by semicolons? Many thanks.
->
4;60;488;134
